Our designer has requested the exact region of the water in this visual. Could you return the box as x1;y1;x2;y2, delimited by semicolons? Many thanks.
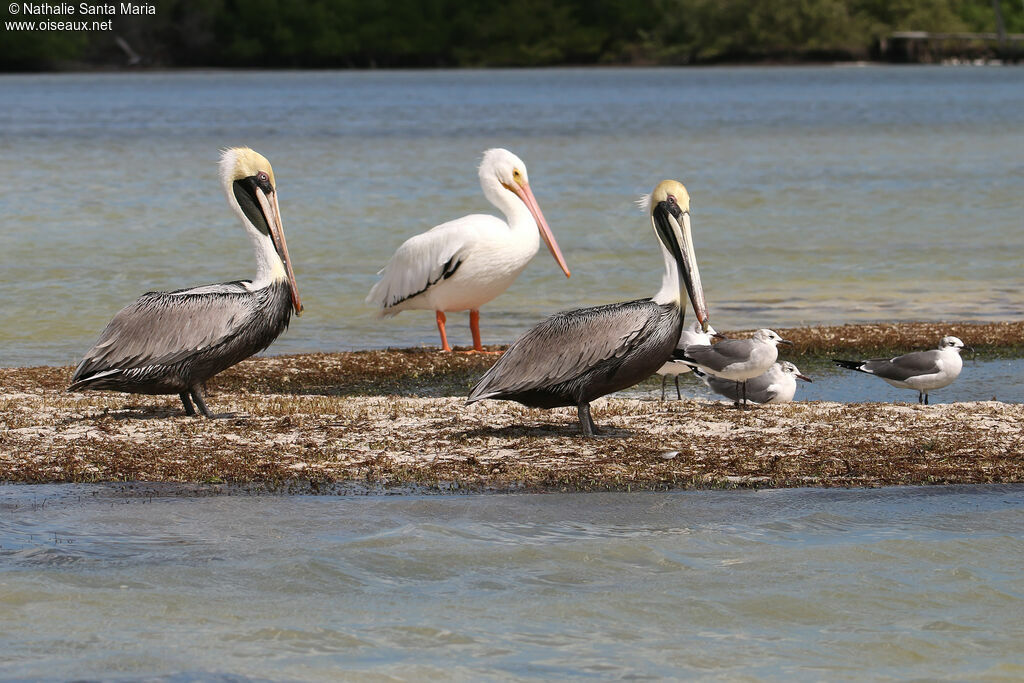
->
3;66;1024;366
1;484;1023;680
639;357;1024;404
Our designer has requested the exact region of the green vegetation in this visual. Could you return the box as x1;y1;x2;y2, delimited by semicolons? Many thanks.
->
1;0;1022;70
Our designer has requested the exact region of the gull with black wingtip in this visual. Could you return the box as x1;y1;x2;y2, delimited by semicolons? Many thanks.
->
833;336;967;404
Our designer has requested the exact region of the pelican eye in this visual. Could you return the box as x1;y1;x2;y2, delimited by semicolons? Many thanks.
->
255;171;273;193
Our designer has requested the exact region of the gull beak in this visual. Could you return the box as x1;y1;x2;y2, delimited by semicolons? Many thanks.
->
255;186;303;315
796;373;812;383
507;181;570;278
778;338;794;346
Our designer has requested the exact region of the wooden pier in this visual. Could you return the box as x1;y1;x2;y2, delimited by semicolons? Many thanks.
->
883;31;1024;63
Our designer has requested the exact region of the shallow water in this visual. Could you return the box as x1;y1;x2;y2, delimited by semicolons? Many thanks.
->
641;357;1024;404
2;484;1023;680
3;66;1024;366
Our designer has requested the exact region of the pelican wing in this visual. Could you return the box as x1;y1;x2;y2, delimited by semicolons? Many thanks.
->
366;216;488;312
469;299;660;400
71;283;253;384
861;350;942;381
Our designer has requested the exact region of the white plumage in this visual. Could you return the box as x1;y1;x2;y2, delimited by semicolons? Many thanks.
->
655;319;718;400
366;148;570;352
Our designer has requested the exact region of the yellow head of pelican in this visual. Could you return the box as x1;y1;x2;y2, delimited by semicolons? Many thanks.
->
648;179;708;331
220;147;302;315
479;148;570;278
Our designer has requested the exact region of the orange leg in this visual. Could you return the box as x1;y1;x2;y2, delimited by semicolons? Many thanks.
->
464;309;502;354
436;310;452;352
470;309;484;352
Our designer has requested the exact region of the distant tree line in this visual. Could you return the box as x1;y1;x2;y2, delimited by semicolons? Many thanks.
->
2;0;1021;70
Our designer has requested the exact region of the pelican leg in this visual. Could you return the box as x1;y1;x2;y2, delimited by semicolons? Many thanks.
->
470;309;484;352
190;385;213;418
577;403;599;437
674;375;682;400
660;375;667;401
179;392;196;416
435;311;452;352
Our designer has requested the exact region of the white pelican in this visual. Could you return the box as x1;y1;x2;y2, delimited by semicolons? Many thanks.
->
467;180;709;436
833;336;967;404
679;329;793;408
366;148;570;352
698;361;812;405
68;147;302;417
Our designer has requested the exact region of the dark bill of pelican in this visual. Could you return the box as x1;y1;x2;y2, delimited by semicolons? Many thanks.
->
233;170;303;315
651;192;708;331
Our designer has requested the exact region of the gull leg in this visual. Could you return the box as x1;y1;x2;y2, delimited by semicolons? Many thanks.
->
577;403;599;437
435;311;452;352
924;392;929;406
742;381;749;409
190;385;213;418
675;375;682;400
660;375;667;401
179;392;196;416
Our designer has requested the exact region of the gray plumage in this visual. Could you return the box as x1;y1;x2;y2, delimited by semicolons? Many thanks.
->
468;298;682;435
684;338;766;374
845;351;942;382
833;336;966;404
69;279;292;415
679;329;792;408
700;361;811;405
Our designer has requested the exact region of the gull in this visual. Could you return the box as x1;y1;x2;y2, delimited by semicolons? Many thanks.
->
833;336;967;404
678;329;793;408
655;319;718;400
697;361;811;405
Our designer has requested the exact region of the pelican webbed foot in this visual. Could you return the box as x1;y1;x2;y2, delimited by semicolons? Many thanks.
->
189;386;213;418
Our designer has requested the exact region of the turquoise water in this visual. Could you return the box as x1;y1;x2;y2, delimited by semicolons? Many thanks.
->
2;485;1023;680
2;66;1023;366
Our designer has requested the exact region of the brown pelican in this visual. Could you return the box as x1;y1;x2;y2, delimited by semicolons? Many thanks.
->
467;180;709;436
833;336;966;404
656;320;718;400
68;147;302;417
678;329;792;408
697;361;812;405
366;148;570;353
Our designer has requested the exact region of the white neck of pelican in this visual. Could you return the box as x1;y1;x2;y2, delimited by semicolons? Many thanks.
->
483;177;537;235
227;186;286;290
652;238;681;307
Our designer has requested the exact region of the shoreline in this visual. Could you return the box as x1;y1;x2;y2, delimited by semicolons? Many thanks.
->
3;321;1023;492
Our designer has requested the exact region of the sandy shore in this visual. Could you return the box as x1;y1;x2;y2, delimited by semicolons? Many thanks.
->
3;321;1024;492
